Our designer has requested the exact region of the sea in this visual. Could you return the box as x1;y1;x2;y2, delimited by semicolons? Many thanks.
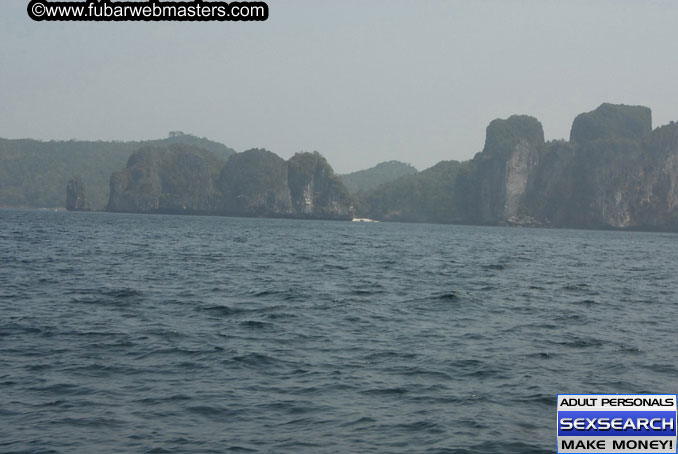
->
1;209;677;453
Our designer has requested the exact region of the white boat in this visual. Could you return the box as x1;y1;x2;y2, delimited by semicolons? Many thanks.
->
352;217;378;223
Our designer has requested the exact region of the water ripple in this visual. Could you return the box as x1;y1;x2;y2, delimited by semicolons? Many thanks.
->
1;210;677;453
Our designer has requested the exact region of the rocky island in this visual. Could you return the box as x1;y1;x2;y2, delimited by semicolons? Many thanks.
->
106;145;354;220
65;175;91;212
32;102;678;231
357;103;678;231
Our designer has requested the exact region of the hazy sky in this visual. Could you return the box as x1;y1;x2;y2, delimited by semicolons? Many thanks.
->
1;0;678;173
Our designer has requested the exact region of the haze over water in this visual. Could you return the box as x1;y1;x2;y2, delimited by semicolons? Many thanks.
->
2;210;677;453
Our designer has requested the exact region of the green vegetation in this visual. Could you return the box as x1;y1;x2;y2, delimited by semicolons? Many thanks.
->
481;115;544;158
4;102;678;230
288;152;353;216
218;149;292;215
0;132;234;209
355;116;545;224
339;161;417;194
107;144;225;214
569;103;651;143
357;160;463;223
357;103;678;230
108;147;354;219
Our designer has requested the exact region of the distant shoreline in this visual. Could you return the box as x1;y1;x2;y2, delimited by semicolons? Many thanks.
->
4;206;678;234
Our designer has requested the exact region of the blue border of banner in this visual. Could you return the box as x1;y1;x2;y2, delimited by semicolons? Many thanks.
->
556;394;678;454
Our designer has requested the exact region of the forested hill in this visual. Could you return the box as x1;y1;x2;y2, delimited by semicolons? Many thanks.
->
0;132;235;210
339;161;417;194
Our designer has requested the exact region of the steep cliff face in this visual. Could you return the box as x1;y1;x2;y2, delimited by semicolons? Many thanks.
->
108;148;162;213
358;103;678;231
524;141;578;226
217;148;292;216
573;139;646;228
100;103;678;230
287;152;353;218
106;146;353;220
465;115;544;224
527;104;678;230
65;175;91;211
470;104;678;230
631;123;678;229
107;145;219;214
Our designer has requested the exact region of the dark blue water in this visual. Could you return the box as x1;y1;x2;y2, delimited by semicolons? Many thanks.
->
1;210;677;453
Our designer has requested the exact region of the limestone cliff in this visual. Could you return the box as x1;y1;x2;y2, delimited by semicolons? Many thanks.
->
66;175;91;211
461;115;544;224
106;146;353;220
570;103;652;143
217;148;293;216
287;152;354;219
359;102;678;231
107;144;220;214
636;123;678;229
101;103;678;230
527;104;678;230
